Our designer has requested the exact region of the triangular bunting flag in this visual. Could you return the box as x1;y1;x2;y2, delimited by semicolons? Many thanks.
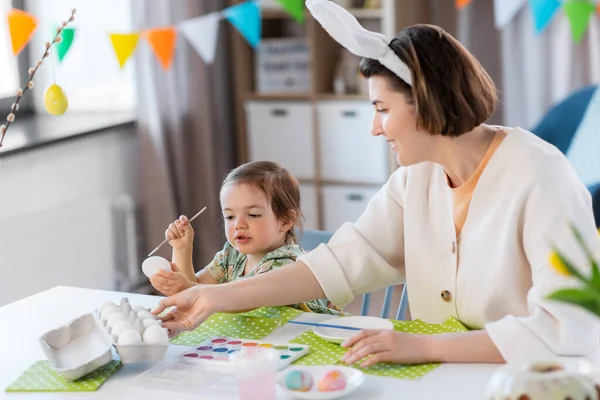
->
563;1;596;43
109;33;140;68
179;13;221;64
456;0;473;9
144;27;177;70
528;0;561;33
276;0;305;23
55;27;75;62
7;9;38;55
224;1;261;48
493;0;528;28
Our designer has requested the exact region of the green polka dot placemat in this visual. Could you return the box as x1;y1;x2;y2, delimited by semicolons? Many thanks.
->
170;306;303;346
5;360;121;392
289;317;467;380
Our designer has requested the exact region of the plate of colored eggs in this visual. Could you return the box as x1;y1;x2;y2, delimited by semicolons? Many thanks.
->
279;366;364;399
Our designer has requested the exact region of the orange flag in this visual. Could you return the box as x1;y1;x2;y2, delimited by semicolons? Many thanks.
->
143;27;177;70
7;9;38;55
456;0;473;9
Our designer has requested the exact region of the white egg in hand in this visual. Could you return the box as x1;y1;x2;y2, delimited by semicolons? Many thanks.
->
138;311;155;321
118;329;142;346
141;256;171;278
107;312;127;329
143;318;160;329
100;306;121;322
111;321;134;339
143;325;169;345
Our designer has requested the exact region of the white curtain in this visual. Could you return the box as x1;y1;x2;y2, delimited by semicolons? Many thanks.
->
500;5;600;128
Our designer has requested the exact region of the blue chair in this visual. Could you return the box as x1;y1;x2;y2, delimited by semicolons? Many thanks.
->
531;85;600;227
299;229;409;320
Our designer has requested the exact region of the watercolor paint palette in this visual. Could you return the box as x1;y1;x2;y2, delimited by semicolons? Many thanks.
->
178;336;310;369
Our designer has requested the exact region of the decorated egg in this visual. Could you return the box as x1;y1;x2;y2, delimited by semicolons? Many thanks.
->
285;370;313;392
43;83;68;116
317;370;347;392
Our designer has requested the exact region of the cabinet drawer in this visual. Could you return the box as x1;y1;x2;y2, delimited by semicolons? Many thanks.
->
245;101;315;179
299;183;318;231
317;101;388;183
322;185;379;232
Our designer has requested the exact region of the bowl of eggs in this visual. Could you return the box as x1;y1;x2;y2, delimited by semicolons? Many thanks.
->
98;297;169;364
279;366;364;399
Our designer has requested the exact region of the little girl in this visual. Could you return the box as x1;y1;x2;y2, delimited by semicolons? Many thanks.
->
149;161;343;315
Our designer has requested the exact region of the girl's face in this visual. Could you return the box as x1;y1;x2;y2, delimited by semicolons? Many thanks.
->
220;183;292;258
368;76;434;166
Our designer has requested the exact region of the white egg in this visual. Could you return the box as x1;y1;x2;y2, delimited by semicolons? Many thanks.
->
107;312;127;329
141;256;171;278
111;321;134;339
99;301;117;314
132;305;148;313
138;311;155;321
143;318;160;329
142;324;169;345
101;306;121;322
118;329;142;346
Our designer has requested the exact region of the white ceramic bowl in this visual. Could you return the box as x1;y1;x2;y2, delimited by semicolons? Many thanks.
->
313;316;394;344
278;366;364;399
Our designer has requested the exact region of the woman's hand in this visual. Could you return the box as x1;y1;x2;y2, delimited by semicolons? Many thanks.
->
166;215;194;251
340;330;432;367
151;284;216;337
150;263;195;296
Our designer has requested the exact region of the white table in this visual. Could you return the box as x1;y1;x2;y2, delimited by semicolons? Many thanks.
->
0;286;501;399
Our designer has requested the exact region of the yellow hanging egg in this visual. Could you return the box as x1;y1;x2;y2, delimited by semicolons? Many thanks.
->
43;84;68;116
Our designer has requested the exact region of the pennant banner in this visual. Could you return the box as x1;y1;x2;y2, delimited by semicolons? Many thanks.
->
276;0;305;23
456;0;474;9
179;13;221;64
55;27;75;62
224;1;261;48
493;0;528;28
529;0;561;33
7;9;38;55
144;27;177;70
563;0;596;43
109;33;140;69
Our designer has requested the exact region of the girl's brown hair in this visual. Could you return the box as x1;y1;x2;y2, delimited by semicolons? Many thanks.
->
222;161;303;244
359;24;497;137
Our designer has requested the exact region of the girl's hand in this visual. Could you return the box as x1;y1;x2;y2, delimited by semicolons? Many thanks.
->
340;330;432;367
150;263;195;296
166;215;194;251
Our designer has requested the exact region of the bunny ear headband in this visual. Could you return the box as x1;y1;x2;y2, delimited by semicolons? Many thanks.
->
305;0;412;86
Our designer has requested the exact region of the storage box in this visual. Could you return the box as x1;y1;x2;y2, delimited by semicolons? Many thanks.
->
255;38;311;93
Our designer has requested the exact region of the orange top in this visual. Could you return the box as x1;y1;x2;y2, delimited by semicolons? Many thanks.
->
450;130;507;237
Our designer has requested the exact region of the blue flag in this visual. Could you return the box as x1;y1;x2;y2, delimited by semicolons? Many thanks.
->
224;1;261;48
528;0;561;33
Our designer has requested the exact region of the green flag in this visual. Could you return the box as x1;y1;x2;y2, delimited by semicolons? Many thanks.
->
563;1;596;44
55;27;75;62
276;0;305;23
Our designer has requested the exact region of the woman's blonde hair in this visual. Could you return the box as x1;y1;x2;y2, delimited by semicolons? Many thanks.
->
359;24;497;136
222;161;303;244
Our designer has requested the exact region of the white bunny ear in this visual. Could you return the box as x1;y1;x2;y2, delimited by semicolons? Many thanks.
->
306;0;412;86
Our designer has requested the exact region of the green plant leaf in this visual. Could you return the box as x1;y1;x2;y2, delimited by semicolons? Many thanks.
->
546;288;600;317
567;222;600;290
552;247;587;282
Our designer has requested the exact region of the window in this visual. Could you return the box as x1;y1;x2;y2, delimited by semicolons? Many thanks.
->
0;0;20;101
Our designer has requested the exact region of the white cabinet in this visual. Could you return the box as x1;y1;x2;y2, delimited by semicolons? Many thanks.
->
322;185;380;232
299;183;318;231
317;101;388;184
245;101;315;180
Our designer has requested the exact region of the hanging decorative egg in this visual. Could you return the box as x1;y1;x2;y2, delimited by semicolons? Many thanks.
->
43;83;68;115
485;361;599;400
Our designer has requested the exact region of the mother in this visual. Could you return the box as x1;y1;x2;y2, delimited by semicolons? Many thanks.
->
153;0;600;365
